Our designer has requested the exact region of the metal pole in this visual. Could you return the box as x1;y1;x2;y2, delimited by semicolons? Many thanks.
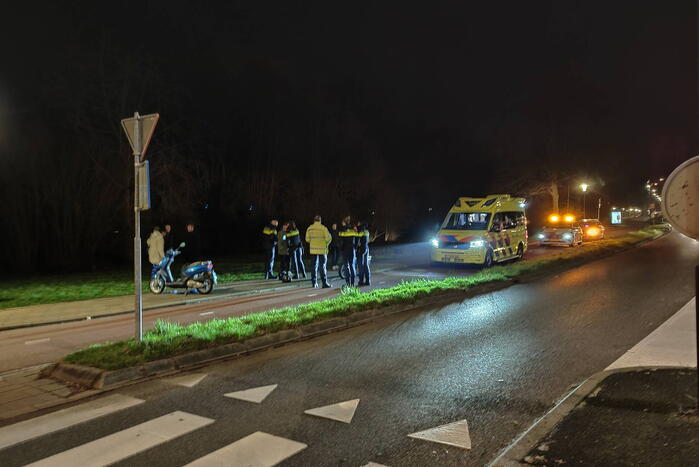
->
583;192;586;218
133;112;143;342
597;198;601;220
696;265;698;408
566;184;570;211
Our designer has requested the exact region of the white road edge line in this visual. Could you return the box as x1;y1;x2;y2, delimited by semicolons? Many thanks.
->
0;394;145;450
24;338;51;345
27;411;214;467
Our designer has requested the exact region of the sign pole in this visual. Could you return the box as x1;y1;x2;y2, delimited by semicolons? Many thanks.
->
133;112;143;342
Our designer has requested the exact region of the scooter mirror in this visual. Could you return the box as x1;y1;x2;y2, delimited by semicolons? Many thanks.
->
179;242;186;248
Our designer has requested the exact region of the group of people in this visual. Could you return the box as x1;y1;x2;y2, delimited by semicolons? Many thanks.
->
146;223;201;268
262;215;371;288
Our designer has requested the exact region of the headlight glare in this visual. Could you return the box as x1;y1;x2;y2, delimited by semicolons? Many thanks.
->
431;238;439;248
470;240;485;248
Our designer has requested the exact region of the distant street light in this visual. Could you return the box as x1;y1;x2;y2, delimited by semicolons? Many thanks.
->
580;183;589;218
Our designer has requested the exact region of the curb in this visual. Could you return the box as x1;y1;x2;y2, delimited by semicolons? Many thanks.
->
488;365;689;466
47;280;512;390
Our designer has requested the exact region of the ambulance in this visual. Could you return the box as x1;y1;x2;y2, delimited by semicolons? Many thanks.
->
430;194;528;267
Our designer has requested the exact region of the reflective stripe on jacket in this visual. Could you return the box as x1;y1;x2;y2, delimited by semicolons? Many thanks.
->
305;222;332;255
287;229;302;248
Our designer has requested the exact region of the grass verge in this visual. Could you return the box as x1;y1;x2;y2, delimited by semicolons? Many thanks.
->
63;225;669;370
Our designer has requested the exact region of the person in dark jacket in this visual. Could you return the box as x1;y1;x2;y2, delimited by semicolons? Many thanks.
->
338;216;357;286
355;220;371;286
329;223;340;270
181;223;201;263
163;224;176;251
287;220;306;279
277;222;291;282
262;219;279;279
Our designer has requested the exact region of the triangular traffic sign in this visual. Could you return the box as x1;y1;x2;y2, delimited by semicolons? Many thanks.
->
121;113;159;159
304;399;360;424
408;419;471;450
224;384;278;403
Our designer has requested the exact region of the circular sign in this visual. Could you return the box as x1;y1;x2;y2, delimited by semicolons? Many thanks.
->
661;155;699;239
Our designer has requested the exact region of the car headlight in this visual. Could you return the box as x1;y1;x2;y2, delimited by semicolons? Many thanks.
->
431;238;439;248
537;233;545;240
562;233;572;240
470;239;485;248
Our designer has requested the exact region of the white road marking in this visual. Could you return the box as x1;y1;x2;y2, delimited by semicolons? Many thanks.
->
307;293;318;297
24;338;50;345
606;297;697;370
28;411;213;467
185;431;306;466
408;419;472;450
165;373;208;388
0;394;144;450
304;399;360;424
200;311;215;316
363;463;390;467
224;384;278;404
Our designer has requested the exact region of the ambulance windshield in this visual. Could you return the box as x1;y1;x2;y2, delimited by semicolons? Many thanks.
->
443;212;491;230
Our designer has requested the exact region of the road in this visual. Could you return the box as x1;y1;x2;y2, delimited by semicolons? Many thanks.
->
0;229;695;466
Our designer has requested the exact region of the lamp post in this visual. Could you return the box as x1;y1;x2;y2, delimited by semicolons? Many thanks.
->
580;183;589;218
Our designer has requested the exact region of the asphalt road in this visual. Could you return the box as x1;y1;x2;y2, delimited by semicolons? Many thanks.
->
1;230;696;466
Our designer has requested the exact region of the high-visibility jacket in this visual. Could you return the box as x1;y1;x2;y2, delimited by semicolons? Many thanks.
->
339;225;358;253
356;227;370;254
305;222;332;255
287;229;302;249
262;224;277;249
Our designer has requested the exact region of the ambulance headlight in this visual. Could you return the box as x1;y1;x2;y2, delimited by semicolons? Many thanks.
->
431;238;439;248
470;240;485;248
563;233;573;240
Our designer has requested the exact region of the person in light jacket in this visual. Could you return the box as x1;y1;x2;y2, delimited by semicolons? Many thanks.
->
305;215;332;288
147;226;165;271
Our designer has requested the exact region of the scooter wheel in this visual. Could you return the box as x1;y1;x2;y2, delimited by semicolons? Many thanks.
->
149;277;165;294
197;279;214;295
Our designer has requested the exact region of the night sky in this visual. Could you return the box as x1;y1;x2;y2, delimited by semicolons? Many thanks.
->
1;1;697;268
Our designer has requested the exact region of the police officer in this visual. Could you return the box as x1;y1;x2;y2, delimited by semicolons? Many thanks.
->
287;220;307;279
355;220;371;286
305;215;332;288
262;219;278;279
277;222;291;282
339;216;357;286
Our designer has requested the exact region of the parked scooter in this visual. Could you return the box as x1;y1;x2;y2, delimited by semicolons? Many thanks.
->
149;242;218;295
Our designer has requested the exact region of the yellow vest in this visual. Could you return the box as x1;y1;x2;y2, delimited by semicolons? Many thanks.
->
305;222;332;255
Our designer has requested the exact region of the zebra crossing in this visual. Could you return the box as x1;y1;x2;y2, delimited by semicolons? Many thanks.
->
0;375;471;466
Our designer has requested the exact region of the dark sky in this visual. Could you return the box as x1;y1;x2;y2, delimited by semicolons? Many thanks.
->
1;1;696;205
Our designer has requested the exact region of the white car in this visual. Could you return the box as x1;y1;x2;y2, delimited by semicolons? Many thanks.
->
536;224;583;247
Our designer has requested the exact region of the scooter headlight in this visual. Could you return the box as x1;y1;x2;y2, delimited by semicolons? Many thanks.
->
431;238;439;248
537;233;545;240
470;239;485;248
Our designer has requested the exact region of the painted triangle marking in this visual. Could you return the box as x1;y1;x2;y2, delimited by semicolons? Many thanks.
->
166;373;207;388
304;399;359;424
408;419;471;450
224;384;278;403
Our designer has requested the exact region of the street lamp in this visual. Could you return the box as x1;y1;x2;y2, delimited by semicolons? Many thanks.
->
580;183;589;218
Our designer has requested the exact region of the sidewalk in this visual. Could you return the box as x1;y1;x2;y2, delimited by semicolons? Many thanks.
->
492;298;698;466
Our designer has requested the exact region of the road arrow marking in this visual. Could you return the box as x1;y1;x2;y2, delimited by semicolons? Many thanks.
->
408;419;471;450
304;399;360;424
166;373;207;388
185;431;306;466
224;384;278;403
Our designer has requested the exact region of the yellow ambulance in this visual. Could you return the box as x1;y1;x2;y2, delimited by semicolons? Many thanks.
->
430;194;528;267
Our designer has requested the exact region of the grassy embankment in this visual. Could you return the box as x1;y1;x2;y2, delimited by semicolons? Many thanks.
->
64;225;669;370
0;261;263;310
